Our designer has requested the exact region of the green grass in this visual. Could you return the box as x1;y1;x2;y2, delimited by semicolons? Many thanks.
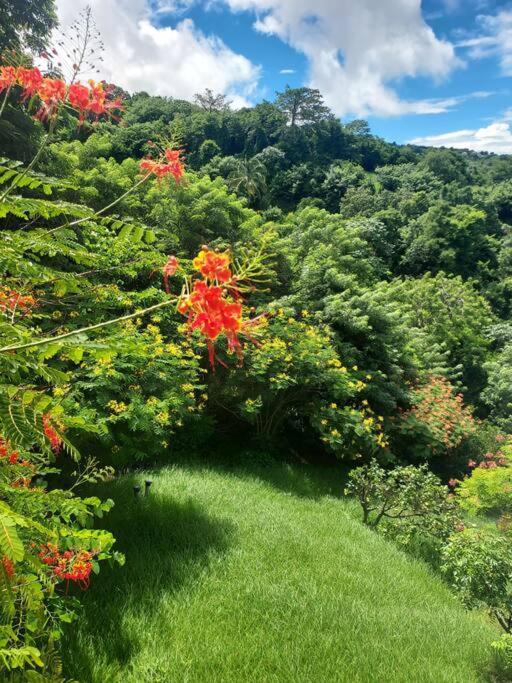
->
64;460;498;682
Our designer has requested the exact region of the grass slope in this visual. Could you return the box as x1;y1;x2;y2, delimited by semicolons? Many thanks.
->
64;461;497;682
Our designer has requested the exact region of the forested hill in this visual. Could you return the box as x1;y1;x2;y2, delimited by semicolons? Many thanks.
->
3;83;512;457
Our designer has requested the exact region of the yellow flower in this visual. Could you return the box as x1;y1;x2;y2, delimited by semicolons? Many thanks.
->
330;402;337;410
331;429;341;438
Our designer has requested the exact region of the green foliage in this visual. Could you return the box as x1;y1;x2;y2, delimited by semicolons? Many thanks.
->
214;311;386;456
346;460;457;549
491;633;512;679
441;529;512;632
275;86;333;127
0;0;57;52
457;440;512;516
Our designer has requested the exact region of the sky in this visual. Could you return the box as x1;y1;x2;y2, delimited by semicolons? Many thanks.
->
53;0;512;153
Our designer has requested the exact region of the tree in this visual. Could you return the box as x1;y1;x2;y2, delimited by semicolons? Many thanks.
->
0;0;57;52
228;156;267;205
194;88;232;112
275;86;333;127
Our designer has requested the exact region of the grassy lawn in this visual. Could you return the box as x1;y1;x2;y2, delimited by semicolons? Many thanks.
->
63;460;498;682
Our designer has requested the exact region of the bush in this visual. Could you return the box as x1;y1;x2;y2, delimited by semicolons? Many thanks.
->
345;460;457;549
456;436;512;516
441;529;512;633
397;376;476;460
491;634;512;680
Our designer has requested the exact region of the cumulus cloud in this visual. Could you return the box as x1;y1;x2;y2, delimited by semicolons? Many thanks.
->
409;122;512;154
54;0;260;104
220;0;461;116
279;68;295;74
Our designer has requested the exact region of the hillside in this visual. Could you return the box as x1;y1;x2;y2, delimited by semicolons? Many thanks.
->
63;462;497;683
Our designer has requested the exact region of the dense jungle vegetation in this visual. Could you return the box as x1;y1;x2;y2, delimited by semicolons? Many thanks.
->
0;3;512;680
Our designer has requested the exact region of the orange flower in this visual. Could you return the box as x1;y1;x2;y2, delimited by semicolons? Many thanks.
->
0;66;18;93
140;148;184;182
193;249;232;283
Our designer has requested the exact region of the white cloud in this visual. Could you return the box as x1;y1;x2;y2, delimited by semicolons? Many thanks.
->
279;68;295;74
219;0;461;117
409;122;512;154
458;10;512;75
54;0;260;105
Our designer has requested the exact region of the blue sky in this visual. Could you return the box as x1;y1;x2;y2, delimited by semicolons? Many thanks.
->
56;0;512;153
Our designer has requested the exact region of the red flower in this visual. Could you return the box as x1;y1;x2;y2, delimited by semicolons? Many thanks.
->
163;255;179;292
36;77;66;119
68;82;90;113
1;556;14;579
140;148;184;182
42;414;62;454
0;288;36;315
0;436;19;463
0;66;18;93
39;544;94;589
193;249;232;283
17;67;43;100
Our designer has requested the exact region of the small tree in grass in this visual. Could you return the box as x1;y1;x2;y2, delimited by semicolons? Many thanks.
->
345;460;457;545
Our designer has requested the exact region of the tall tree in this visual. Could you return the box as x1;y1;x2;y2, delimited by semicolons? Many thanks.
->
194;88;232;113
0;0;57;53
275;86;333;127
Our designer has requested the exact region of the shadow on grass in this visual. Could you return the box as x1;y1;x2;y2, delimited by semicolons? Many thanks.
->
171;453;349;501
63;475;234;681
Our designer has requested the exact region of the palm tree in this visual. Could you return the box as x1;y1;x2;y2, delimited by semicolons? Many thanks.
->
228;157;267;205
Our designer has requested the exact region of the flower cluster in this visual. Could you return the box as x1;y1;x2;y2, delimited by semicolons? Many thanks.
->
0;288;36;315
0;437;19;464
403;376;476;454
0;66;123;121
468;436;509;470
1;556;15;580
42;414;62;454
139;148;184;182
39;543;95;589
192;249;232;283
163;248;259;367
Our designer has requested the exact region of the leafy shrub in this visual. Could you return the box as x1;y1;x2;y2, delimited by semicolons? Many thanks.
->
345;460;457;549
398;376;476;459
441;529;512;633
215;311;388;457
491;634;512;680
455;436;512;516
